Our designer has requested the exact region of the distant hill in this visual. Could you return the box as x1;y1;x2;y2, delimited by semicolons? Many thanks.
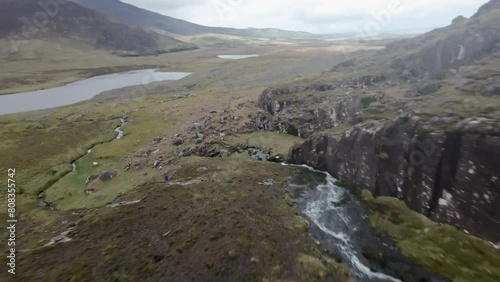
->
0;0;194;54
71;0;318;40
380;0;500;80
328;0;500;84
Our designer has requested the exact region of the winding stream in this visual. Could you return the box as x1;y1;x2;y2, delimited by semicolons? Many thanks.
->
114;118;127;140
39;116;127;206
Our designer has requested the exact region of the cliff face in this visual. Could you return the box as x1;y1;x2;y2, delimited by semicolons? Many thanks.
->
256;78;385;138
384;1;500;80
288;117;500;243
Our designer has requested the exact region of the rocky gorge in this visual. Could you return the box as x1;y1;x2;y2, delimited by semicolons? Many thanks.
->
289;116;500;244
255;0;500;247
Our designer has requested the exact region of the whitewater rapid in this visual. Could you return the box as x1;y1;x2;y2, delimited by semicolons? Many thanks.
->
284;164;401;282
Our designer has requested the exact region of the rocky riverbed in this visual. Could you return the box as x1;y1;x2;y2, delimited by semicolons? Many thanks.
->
286;164;446;281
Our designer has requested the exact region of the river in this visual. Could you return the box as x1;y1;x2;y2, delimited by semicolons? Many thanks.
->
286;164;445;282
0;69;191;116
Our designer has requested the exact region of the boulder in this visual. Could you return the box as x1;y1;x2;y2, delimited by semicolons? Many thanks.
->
99;171;117;181
172;136;184;146
481;79;500;96
164;169;177;181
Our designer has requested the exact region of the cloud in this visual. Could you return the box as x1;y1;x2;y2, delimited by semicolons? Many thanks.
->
121;0;490;34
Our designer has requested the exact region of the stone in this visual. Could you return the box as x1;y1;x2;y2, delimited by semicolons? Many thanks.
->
84;189;95;196
99;171;117;181
406;82;441;97
45;228;74;246
152;137;163;144
172;136;184;146
165;169;177;181
85;175;99;185
481;79;500;96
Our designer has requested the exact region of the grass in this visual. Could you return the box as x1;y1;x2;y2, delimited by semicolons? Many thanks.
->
0;90;185;236
42;94;182;210
18;157;350;281
0;117;117;200
360;96;377;108
361;190;500;282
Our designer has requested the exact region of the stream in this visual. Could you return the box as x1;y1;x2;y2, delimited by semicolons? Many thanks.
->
114;117;127;140
40;116;127;206
285;164;444;282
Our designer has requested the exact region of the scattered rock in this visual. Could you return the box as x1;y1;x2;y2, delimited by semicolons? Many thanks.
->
172;136;184;146
268;155;284;163
107;200;141;208
406;82;441;97
173;93;192;99
85;175;99;185
165;169;177;181
152;137;164;144
99;171;117;181
196;167;209;173
190;123;204;133
84;189;95;196
45;228;74;247
258;179;275;186
481;79;500;96
218;149;232;158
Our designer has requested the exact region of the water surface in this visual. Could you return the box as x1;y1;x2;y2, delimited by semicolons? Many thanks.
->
217;54;259;59
0;69;191;116
286;164;442;281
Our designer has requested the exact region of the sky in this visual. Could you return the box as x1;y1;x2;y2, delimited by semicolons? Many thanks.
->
121;0;490;34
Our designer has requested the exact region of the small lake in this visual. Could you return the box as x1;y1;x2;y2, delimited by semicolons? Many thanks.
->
0;69;192;116
217;54;259;59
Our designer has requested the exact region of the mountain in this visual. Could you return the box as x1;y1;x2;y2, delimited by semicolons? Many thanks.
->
380;0;500;81
0;0;194;54
71;0;317;40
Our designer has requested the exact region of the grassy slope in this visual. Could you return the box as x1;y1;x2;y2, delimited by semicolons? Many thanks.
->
17;157;350;282
362;190;500;282
0;38;174;95
227;131;303;156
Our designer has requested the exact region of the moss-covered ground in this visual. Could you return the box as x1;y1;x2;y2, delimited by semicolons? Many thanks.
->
362;190;500;282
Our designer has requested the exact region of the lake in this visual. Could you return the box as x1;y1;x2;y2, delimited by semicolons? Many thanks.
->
0;69;192;116
217;54;260;59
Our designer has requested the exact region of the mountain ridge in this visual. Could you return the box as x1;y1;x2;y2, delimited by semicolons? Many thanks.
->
0;0;194;54
70;0;318;39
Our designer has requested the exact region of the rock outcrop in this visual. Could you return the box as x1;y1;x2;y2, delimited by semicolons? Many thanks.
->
256;81;384;138
254;0;500;245
384;0;500;80
289;116;500;243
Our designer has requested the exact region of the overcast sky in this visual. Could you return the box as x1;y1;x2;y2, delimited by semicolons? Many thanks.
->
121;0;489;34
